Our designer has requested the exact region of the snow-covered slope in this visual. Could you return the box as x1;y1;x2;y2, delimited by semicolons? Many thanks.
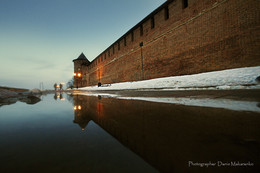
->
77;66;260;91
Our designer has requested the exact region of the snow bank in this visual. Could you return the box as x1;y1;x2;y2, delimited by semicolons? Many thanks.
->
77;66;260;91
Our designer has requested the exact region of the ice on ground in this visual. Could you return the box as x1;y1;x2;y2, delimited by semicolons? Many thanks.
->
74;92;118;98
77;66;260;91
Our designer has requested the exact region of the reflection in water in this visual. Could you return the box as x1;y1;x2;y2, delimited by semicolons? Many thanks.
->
1;93;259;173
54;92;65;101
20;95;41;104
73;95;90;131
0;94;158;173
0;95;41;107
72;94;260;173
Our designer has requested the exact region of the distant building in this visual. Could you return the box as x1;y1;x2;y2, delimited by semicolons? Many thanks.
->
73;0;260;88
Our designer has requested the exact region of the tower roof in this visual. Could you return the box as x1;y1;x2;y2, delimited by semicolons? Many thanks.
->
73;118;91;131
77;53;87;60
73;53;90;63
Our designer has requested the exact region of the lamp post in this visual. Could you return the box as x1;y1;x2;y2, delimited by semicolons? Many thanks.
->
140;42;144;80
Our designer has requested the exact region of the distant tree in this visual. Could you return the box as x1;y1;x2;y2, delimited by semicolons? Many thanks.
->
66;78;73;89
59;83;63;90
54;83;57;91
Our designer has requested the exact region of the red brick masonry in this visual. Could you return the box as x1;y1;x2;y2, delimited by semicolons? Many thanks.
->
73;0;260;87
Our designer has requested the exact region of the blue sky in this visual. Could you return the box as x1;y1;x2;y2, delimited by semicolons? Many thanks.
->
0;0;166;89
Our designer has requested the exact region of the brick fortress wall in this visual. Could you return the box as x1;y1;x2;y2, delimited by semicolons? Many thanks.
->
74;0;260;87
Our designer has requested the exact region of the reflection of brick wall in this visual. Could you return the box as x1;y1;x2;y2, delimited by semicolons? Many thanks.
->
73;95;260;173
83;0;260;86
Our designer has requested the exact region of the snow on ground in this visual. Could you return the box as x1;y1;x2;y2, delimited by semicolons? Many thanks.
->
77;66;260;91
116;97;260;113
74;67;260;112
78;92;118;97
75;93;260;113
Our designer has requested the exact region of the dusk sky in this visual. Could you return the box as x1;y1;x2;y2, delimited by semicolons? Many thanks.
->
0;0;166;89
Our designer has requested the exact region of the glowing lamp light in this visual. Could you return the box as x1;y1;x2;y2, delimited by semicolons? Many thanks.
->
73;73;76;76
74;105;82;110
77;73;81;77
78;105;82;110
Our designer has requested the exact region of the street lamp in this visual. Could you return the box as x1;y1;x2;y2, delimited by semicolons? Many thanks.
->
140;42;144;80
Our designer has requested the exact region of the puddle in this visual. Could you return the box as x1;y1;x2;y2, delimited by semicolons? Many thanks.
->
0;93;259;173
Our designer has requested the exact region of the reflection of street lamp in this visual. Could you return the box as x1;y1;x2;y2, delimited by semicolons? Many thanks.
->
74;105;82;110
73;72;82;89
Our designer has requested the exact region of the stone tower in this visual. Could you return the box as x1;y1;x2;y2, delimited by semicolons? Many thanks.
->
72;53;90;88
